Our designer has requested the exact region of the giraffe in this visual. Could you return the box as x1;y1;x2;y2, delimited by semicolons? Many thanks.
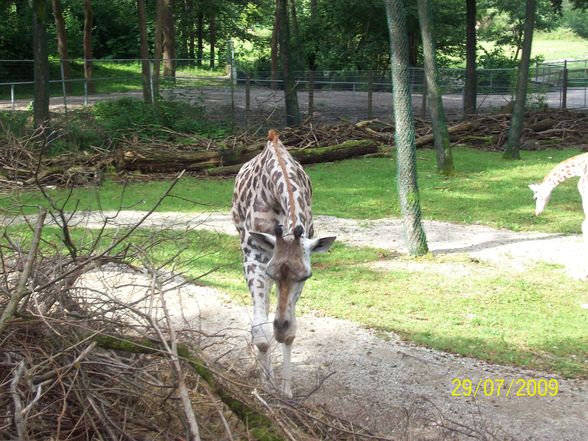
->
529;152;588;241
231;129;336;397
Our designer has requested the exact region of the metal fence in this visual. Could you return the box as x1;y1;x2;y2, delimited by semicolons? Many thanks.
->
1;57;587;128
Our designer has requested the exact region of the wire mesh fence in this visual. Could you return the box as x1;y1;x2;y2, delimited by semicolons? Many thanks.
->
1;57;588;128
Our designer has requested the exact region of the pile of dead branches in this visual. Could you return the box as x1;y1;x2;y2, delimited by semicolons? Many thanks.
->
0;127;113;190
0;177;394;440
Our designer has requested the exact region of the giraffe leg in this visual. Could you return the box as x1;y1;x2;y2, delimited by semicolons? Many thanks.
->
281;343;293;398
244;261;274;382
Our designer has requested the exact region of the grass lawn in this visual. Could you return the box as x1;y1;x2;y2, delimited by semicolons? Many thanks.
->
5;147;587;234
42;226;584;378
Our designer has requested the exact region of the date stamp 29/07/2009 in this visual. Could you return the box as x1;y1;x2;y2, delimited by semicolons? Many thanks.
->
451;378;559;398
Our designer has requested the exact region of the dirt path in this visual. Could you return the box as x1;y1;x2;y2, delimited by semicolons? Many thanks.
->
7;210;588;439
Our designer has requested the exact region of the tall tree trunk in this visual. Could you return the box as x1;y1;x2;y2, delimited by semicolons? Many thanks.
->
153;0;163;99
417;0;454;175
162;0;176;78
307;0;318;116
503;0;536;160
209;13;216;69
271;0;280;89
464;0;477;115
277;0;300;126
196;11;204;66
384;0;429;256
51;0;71;93
33;0;50;129
137;0;151;103
290;0;299;39
83;0;95;94
187;0;195;59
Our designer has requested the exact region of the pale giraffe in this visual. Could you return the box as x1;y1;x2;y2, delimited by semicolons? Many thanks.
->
231;129;336;397
529;152;588;241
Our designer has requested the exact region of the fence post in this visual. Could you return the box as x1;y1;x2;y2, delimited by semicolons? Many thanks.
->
421;77;427;119
228;40;235;130
149;60;155;103
84;78;88;106
367;71;373;119
245;74;251;126
10;84;15;110
308;70;315;119
562;59;568;110
60;59;68;114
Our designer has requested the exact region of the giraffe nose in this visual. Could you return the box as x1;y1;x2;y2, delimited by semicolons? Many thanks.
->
273;318;289;332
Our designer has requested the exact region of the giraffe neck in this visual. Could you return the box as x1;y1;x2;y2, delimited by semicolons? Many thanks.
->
271;140;297;229
543;153;588;191
267;141;310;234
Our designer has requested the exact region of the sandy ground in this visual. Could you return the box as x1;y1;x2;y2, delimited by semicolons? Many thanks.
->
5;210;588;440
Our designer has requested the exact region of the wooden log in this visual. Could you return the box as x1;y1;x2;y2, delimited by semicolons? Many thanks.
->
116;139;380;174
414;120;477;147
289;139;380;164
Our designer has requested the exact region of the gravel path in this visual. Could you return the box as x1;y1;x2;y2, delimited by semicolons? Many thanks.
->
6;210;588;439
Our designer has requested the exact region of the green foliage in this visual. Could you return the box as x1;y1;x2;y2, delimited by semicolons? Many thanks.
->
478;0;561;56
92;98;230;139
561;1;588;38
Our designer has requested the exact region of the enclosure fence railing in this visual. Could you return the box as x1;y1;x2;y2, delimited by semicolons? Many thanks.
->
1;57;587;127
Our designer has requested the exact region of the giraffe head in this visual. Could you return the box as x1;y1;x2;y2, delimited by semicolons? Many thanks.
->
250;224;336;344
529;183;551;216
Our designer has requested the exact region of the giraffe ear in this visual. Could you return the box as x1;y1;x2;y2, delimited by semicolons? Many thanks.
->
308;236;337;253
249;231;276;252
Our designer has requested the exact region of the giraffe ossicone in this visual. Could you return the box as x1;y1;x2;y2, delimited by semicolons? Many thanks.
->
231;129;336;397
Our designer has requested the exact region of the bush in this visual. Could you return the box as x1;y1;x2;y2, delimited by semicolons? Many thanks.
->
92;98;230;139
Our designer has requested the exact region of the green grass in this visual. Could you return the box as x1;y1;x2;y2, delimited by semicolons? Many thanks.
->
5;147;586;234
0;59;227;100
479;35;588;62
96;227;586;378
15;225;584;377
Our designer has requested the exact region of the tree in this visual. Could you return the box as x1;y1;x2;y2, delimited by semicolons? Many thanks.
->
384;0;429;256
271;0;280;88
52;0;71;93
503;0;536;159
33;0;50;129
277;0;300;126
137;0;151;103
417;0;455;175
83;0;95;94
464;0;477;114
162;0;176;78
153;0;163;100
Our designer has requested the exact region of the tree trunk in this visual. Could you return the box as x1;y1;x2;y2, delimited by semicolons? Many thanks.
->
196;12;204;66
464;0;477;115
417;0;454;175
187;0;195;59
83;0;95;94
137;0;151;103
504;0;536;159
51;0;71;94
162;0;176;78
277;0;300;126
290;0;299;39
384;0;429;256
209;13;216;69
33;0;50;129
271;0;280;89
153;0;163;99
